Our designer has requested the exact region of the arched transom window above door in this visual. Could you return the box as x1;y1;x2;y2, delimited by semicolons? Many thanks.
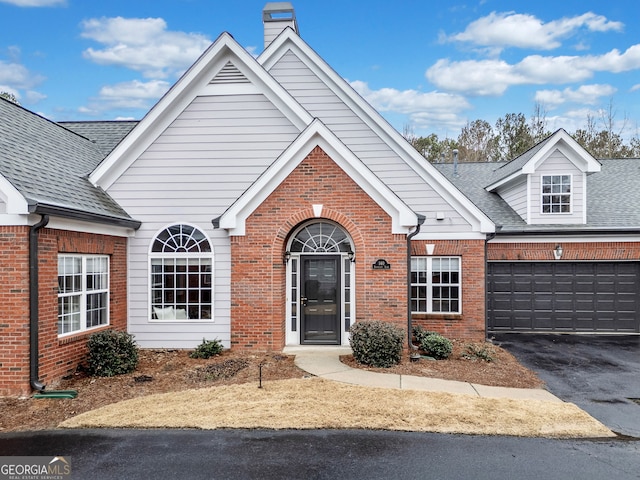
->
289;221;352;253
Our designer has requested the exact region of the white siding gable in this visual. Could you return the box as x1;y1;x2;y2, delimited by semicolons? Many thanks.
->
529;149;585;225
267;49;479;236
498;177;528;221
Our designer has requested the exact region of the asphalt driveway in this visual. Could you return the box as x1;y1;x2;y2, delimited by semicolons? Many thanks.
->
493;334;640;438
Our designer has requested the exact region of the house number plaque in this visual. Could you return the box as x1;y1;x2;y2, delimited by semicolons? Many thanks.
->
372;259;391;270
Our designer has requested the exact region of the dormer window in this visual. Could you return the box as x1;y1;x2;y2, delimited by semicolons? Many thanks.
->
541;175;571;213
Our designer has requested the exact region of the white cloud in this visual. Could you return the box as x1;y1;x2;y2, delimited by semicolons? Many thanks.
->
81;17;211;78
350;80;471;132
426;45;640;96
79;79;170;115
0;59;45;88
98;79;170;99
24;90;47;103
0;0;66;6
535;84;617;108
447;11;623;51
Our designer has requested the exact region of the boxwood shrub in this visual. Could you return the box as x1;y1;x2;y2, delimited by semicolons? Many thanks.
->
190;338;224;359
419;332;453;360
86;330;139;377
349;320;404;368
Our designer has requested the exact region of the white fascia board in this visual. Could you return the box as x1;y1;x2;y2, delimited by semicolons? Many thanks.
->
0;174;29;214
0;214;31;226
260;30;494;234
46;216;136;237
90;32;312;190
218;119;418;235
485;171;524;193
522;130;601;174
413;231;489;241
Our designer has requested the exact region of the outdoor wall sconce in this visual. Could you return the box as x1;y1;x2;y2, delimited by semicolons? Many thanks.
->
553;244;563;260
283;251;291;264
347;250;355;263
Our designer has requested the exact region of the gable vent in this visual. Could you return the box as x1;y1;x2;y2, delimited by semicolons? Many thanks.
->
210;61;250;84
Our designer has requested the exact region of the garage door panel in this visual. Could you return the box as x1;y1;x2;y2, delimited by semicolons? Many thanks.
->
488;262;640;333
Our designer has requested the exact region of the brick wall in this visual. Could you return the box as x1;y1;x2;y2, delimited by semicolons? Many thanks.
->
0;227;30;396
0;227;128;396
411;240;486;341
229;146;487;349
488;241;640;261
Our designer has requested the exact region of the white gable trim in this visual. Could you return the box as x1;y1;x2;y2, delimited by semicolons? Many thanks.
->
216;119;418;235
0;173;29;214
259;29;494;233
487;129;601;192
522;130;601;174
90;32;313;190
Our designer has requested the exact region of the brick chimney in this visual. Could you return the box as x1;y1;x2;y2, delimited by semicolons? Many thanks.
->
263;2;298;49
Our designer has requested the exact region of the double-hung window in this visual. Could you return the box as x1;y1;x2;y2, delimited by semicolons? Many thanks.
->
541;175;571;213
150;224;213;321
58;255;109;336
411;257;461;314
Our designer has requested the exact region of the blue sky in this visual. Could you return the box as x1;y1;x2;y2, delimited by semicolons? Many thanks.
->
1;0;640;141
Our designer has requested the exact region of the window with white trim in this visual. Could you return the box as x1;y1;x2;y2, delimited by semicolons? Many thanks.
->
58;255;109;336
541;175;571;213
150;224;212;321
411;257;461;313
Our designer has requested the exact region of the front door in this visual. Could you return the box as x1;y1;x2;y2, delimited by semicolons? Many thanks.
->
301;255;341;344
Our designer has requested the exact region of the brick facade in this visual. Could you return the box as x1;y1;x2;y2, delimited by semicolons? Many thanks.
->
0;227;128;396
488;241;640;261
229;146;487;350
411;240;486;341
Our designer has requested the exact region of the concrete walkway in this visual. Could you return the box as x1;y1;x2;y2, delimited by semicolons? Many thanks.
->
283;346;562;403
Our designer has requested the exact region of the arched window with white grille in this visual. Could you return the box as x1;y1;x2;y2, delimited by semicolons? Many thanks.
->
149;224;213;321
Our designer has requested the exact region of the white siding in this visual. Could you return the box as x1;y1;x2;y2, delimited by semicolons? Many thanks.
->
499;178;528;221
108;94;300;348
268;51;472;233
529;149;585;225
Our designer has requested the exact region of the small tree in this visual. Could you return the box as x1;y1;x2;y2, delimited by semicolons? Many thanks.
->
0;91;19;104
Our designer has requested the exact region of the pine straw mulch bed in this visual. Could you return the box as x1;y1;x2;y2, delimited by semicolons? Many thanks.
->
0;341;543;433
341;339;544;389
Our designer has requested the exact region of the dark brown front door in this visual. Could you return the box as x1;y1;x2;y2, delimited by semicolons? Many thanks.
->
301;255;341;344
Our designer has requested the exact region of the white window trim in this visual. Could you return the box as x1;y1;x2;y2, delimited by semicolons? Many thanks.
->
540;174;572;215
148;223;214;323
58;254;110;337
411;256;462;314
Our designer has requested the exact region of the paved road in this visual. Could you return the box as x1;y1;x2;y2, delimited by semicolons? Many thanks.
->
0;429;638;480
493;334;640;438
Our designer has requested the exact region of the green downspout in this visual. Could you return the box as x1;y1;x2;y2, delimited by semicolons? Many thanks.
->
29;214;49;392
407;214;426;349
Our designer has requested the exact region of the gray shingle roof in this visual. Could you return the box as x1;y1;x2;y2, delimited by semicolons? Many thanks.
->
0;98;139;227
436;158;640;233
59;121;137;156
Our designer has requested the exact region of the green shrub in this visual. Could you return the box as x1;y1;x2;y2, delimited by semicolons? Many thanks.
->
412;325;436;345
419;332;453;360
190;338;224;359
462;343;496;362
87;330;139;377
349;320;404;368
